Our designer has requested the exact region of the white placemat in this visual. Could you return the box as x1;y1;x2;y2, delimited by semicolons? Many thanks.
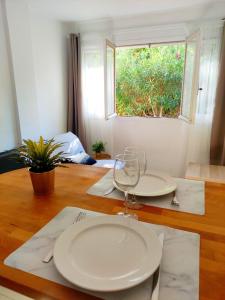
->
4;207;200;300
87;170;205;215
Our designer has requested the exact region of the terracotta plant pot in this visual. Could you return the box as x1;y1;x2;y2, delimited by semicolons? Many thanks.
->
29;168;55;195
94;152;111;160
95;152;102;159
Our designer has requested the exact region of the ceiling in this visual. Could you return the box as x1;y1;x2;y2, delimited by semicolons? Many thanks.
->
28;0;225;22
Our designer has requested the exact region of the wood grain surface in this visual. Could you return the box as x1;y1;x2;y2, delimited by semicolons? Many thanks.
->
0;164;225;300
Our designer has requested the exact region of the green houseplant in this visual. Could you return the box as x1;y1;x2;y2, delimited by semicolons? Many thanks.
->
92;140;105;152
92;141;105;153
18;136;64;195
92;140;106;159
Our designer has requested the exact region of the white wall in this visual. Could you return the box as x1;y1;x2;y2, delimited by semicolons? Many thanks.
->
112;117;189;177
0;1;20;152
30;16;70;138
5;0;41;140
1;0;71;149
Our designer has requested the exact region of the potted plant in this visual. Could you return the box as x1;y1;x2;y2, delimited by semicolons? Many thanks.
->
18;136;64;195
92;140;106;159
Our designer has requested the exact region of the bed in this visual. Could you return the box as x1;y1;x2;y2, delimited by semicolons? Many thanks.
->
53;132;114;169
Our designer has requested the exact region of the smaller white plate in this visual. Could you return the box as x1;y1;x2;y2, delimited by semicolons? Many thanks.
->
113;170;176;197
54;216;162;292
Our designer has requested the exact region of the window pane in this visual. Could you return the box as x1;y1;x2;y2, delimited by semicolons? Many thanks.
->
106;42;115;118
181;32;200;121
116;43;185;118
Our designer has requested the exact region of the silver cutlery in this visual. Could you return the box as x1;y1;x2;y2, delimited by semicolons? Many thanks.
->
171;190;180;206
103;186;116;196
42;211;86;263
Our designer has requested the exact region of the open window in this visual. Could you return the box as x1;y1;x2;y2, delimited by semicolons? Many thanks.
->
180;31;201;122
105;32;201;122
105;39;116;119
115;42;185;118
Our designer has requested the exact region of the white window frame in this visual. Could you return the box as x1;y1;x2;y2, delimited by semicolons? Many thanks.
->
104;39;116;120
179;31;201;123
105;35;201;121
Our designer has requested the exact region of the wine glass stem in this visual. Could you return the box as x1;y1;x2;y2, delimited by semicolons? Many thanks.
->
124;190;129;215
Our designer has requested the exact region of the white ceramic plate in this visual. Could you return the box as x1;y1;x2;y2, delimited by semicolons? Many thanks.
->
113;170;177;197
54;216;162;292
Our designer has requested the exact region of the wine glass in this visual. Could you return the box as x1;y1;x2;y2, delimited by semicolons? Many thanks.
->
124;147;146;209
124;146;146;176
113;154;140;219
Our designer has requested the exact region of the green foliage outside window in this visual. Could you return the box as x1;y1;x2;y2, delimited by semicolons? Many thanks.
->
116;43;185;118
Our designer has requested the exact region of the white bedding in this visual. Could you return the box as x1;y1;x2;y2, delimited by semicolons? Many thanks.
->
94;160;115;168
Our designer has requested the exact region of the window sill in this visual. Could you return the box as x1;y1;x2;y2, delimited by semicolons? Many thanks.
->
113;115;191;124
114;115;180;120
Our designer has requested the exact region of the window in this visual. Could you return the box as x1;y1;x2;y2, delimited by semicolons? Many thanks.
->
105;40;116;119
180;31;200;122
116;42;185;118
105;32;200;121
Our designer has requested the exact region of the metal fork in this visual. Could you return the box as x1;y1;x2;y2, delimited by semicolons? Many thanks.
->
104;186;116;196
42;211;86;263
171;190;180;206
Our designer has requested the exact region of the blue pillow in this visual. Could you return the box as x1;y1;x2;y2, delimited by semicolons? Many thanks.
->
82;155;97;165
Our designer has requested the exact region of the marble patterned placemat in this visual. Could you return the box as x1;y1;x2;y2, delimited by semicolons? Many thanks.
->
87;170;205;215
4;207;199;300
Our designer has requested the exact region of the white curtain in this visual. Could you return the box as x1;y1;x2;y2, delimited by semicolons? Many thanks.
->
81;33;113;154
186;23;223;165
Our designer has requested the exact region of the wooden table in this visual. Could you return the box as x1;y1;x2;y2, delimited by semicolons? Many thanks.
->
186;162;225;184
0;164;225;300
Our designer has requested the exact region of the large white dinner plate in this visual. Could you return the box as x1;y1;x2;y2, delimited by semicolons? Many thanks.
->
54;216;162;292
113;170;177;197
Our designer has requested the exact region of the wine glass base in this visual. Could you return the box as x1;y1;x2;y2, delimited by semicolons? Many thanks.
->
117;211;138;220
124;201;144;210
